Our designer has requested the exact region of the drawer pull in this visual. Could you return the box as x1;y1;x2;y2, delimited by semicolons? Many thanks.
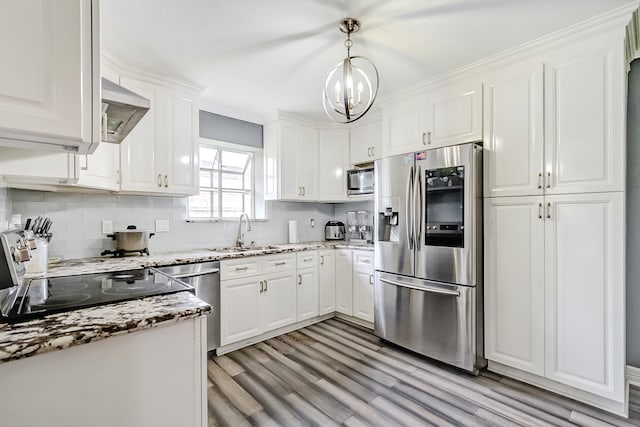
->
369;274;374;285
264;280;268;292
360;258;370;263
235;266;249;272
320;255;324;265
259;280;264;293
303;257;313;262
275;261;286;266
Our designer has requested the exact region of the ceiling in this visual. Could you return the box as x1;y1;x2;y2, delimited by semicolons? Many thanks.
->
102;0;634;124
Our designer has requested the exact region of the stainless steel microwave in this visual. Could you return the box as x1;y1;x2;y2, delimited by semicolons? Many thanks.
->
347;167;374;195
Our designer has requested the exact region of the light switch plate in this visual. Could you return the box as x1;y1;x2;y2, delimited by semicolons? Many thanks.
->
102;220;113;235
155;219;170;233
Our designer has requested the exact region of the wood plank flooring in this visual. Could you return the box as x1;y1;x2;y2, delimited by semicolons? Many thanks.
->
207;319;640;426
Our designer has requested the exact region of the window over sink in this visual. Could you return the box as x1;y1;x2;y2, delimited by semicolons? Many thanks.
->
188;141;257;219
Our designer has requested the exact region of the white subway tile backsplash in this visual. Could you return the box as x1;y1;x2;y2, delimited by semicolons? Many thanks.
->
7;190;347;260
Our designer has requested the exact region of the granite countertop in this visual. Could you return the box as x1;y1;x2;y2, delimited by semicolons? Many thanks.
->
0;292;211;364
0;241;371;364
44;241;374;278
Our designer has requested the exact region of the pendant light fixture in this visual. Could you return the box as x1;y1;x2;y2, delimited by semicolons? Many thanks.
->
323;18;379;123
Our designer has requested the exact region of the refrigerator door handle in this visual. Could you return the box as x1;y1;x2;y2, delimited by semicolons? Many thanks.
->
405;165;414;250
379;278;460;297
414;165;423;251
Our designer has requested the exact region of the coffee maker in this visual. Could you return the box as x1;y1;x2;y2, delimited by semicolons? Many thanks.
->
346;210;373;244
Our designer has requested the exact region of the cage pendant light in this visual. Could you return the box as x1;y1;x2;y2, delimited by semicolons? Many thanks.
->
323;18;379;123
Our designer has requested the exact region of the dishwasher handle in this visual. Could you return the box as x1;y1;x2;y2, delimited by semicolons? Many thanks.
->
171;268;220;279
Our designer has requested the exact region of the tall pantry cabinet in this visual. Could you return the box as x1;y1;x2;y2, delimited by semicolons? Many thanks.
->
483;20;627;413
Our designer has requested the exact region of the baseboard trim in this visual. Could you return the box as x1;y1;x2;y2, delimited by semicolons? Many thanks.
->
215;313;334;356
334;313;374;330
488;361;626;417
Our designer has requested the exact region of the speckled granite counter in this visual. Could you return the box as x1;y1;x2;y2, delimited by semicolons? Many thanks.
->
0;292;211;364
0;241;370;364
45;241;374;278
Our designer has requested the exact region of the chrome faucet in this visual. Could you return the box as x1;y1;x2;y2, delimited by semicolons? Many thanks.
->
235;212;252;248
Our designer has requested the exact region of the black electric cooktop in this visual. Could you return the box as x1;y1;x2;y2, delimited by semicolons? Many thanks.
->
1;268;194;323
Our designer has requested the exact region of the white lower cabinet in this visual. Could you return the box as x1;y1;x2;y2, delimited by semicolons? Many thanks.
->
318;250;336;315
335;250;354;316
485;192;624;405
220;254;295;346
297;268;319;321
352;250;374;323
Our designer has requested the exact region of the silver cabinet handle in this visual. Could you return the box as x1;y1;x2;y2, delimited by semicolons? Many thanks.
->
164;174;168;188
157;174;162;187
538;203;543;219
371;146;375;157
369;274;374;285
360;258;370;264
546;202;551;219
320;255;324;265
172;268;220;279
275;261;286;266
302;186;306;196
380;278;460;297
264;280;268;292
422;132;427;145
427;131;432;144
303;257;313;262
546;172;551;189
367;147;372;157
235;266;249;272
259;280;264;293
537;173;542;189
297;274;302;285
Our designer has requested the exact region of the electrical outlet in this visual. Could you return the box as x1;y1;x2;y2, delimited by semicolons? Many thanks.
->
155;219;170;233
102;220;113;235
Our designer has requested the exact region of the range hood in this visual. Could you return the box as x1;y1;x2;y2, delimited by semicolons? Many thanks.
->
101;78;150;144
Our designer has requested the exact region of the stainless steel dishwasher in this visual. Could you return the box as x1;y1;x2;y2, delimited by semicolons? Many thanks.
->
156;261;220;352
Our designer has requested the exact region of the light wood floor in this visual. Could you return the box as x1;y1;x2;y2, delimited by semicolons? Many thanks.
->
207;318;640;426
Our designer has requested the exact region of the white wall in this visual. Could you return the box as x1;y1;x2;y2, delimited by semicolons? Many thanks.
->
9;190;335;260
0;178;10;231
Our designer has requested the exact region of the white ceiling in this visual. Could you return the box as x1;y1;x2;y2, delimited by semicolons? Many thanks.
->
102;0;634;123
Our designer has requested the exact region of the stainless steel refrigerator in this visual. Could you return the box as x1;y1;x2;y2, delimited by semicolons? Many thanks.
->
374;142;485;373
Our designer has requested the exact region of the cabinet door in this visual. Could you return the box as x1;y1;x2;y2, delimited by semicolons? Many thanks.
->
352;268;374;323
263;123;279;200
318;251;336;316
318;129;349;201
296;267;319;321
543;33;624;195
350;119;382;165
0;0;99;153
279;122;302;200
76;141;119;191
484;196;545;375
0;148;77;184
335;250;353;315
262;271;297;332
423;78;483;149
220;277;261;345
119;76;164;192
544;192;624;402
298;126;318;199
166;90;199;195
484;63;544;197
382;94;427;157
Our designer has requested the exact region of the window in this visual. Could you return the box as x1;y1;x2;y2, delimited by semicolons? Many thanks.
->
188;143;254;219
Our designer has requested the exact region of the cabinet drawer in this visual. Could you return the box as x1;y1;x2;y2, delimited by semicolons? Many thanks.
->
297;251;318;268
221;257;261;280
263;254;295;273
353;251;374;271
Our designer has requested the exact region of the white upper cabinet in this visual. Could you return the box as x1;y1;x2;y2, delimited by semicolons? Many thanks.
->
76;141;119;191
543;33;625;195
264;117;319;201
0;148;78;188
349;119;382;165
118;76;199;195
318;129;349;202
484;62;544;197
423;77;483;149
0;0;100;154
383;77;482;156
